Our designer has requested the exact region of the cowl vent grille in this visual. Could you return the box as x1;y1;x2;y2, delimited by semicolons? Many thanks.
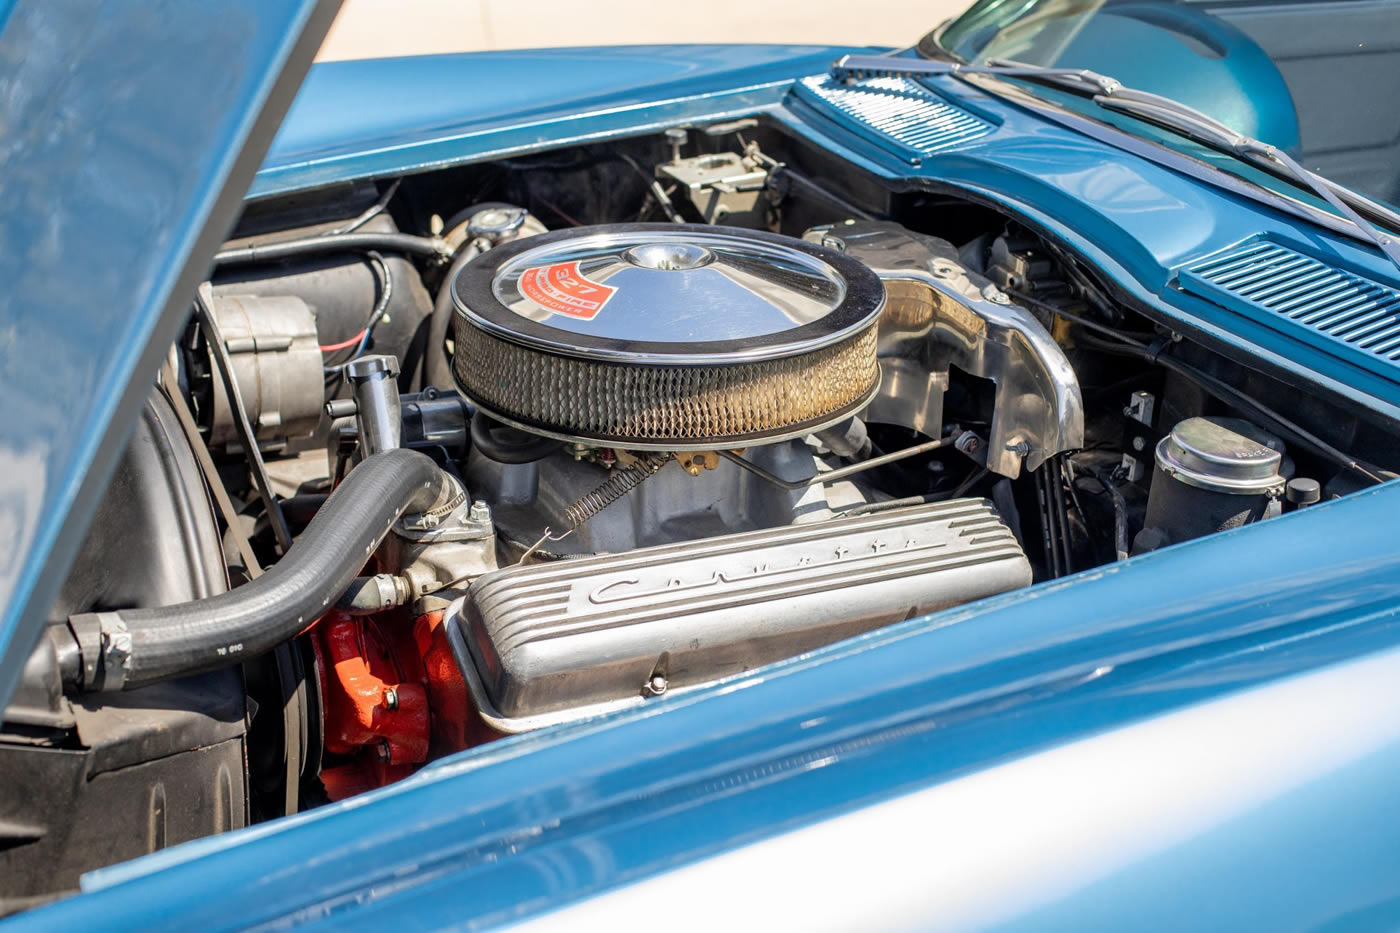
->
794;74;995;162
1178;238;1400;372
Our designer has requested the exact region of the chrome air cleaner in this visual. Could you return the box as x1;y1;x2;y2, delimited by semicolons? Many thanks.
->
449;223;884;449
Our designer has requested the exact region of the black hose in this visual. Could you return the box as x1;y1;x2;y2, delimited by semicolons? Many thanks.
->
425;241;486;388
335;574;410;615
62;449;459;693
212;231;450;268
471;410;564;464
1092;467;1131;561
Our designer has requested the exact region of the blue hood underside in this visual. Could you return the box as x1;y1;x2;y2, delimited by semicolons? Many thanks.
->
0;0;341;705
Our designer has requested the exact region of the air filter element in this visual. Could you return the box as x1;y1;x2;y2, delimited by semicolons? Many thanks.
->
450;223;884;450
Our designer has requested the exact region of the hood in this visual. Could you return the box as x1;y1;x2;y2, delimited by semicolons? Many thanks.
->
250;43;874;198
0;0;341;707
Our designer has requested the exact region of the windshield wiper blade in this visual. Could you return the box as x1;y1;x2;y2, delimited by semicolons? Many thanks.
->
831;54;1121;97
1092;89;1400;273
829;55;1400;275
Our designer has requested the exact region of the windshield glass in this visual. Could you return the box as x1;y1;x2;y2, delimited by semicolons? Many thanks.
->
932;0;1400;213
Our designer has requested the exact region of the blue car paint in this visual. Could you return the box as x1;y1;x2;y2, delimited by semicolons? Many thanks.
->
16;480;1400;930
510;644;1400;931
252;44;876;199
938;0;1302;151
0;0;338;707
2;20;1398;933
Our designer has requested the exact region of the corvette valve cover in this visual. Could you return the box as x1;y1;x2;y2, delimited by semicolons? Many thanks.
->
446;499;1032;731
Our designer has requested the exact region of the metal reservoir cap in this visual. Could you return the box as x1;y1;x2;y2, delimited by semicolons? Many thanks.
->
450;223;885;449
1155;416;1286;495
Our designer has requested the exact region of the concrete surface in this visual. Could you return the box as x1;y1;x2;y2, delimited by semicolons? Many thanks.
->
315;0;970;61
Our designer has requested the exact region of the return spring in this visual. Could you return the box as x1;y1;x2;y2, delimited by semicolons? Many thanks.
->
563;453;672;529
518;453;672;564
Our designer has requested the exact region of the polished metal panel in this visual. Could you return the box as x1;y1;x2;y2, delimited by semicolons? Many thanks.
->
45;483;1400;931
808;221;1084;478
1155;416;1286;494
449;498;1030;731
450;223;885;449
460;224;877;362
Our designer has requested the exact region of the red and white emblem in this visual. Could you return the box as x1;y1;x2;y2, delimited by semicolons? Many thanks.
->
517;261;617;320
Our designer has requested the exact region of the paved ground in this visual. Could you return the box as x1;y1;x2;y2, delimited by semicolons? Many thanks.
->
315;0;971;60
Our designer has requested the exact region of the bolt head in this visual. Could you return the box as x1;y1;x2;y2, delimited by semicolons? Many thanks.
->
469;500;491;523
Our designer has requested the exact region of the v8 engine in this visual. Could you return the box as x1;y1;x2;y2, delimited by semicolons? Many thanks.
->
5;128;1384;911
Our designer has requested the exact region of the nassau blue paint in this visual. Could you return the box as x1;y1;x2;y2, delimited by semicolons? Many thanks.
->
938;0;1302;151
15;481;1400;930
251;45;874;199
0;0;334;707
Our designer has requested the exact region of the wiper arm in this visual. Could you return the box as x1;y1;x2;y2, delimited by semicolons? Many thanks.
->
831;53;1121;97
829;55;1400;275
1092;89;1400;273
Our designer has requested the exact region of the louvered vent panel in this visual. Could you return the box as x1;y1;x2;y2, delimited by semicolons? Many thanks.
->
1178;238;1400;369
794;75;995;161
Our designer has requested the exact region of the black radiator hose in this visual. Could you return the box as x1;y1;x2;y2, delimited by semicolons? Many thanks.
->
59;449;460;693
212;231;452;268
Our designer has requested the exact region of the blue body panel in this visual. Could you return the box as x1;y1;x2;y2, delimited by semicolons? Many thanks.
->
15;481;1400;930
6;32;1400;933
252;45;872;198
0;0;337;706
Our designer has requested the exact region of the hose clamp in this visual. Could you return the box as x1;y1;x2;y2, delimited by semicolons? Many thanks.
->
69;611;131;691
96;612;131;692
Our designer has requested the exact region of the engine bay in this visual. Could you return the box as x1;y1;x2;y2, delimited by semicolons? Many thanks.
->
4;120;1397;910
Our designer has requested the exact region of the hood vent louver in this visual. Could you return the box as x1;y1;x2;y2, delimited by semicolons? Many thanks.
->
1178;238;1400;374
794;74;995;164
